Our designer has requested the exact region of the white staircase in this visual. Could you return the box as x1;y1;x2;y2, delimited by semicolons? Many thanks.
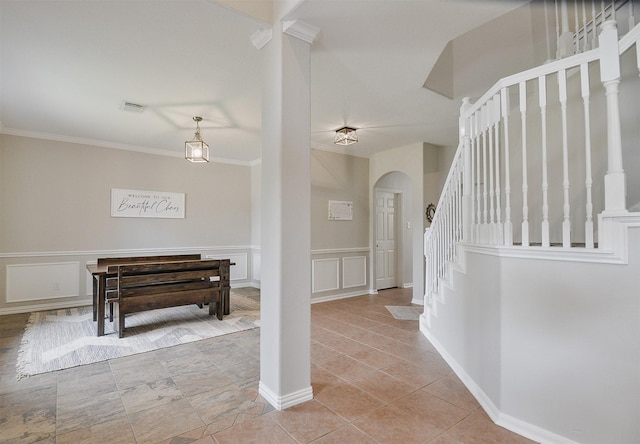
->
421;9;640;444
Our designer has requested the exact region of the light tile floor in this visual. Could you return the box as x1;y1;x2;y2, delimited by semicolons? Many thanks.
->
0;288;536;443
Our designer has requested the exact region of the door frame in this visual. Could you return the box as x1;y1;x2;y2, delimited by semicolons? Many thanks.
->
373;187;404;292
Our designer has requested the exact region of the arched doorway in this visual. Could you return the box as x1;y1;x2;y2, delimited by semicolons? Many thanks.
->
373;172;413;292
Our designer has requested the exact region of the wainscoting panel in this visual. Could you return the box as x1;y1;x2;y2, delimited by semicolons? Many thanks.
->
312;258;340;293
6;262;80;302
342;256;367;289
205;253;248;281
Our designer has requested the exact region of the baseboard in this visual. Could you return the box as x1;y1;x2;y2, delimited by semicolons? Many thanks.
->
0;299;90;315
258;381;313;411
310;290;369;304
420;325;577;444
232;282;261;289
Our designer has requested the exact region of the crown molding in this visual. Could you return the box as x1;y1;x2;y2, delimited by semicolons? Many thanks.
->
0;127;256;167
282;19;320;44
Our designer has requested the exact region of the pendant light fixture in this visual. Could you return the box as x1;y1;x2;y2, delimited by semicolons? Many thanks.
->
334;126;358;145
185;116;210;163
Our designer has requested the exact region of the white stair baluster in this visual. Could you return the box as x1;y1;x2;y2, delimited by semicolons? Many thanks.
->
610;0;615;22
493;96;503;245
581;63;594;249
519;81;530;247
555;0;561;58
488;98;496;245
582;0;588;52
462;99;473;243
544;0;552;61
558;68;572;247
457;164;463;249
539;75;550;247
475;112;482;242
482;104;489;243
501;88;513;246
592;1;598;49
470;113;476;242
574;0;580;54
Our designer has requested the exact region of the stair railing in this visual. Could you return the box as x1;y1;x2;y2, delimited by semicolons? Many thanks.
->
425;18;639;305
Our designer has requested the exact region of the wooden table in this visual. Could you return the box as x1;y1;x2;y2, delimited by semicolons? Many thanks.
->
87;257;233;336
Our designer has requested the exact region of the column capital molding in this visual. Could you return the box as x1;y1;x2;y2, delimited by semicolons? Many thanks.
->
282;20;320;44
251;28;273;50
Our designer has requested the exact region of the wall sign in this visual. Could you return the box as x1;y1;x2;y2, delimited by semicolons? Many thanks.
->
111;188;185;219
328;200;353;221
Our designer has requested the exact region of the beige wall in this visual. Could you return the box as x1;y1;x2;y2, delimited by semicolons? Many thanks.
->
310;149;370;301
0;136;436;310
311;149;369;250
1;135;251;251
423;142;445;227
0;134;253;311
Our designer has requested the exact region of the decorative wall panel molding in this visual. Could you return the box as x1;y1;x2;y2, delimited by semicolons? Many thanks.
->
6;262;79;302
205;253;248;281
342;256;367;289
312;258;340;293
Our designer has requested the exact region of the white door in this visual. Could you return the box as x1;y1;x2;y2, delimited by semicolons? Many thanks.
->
375;191;397;290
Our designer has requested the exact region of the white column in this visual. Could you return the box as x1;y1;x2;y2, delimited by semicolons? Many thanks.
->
255;17;319;410
599;20;628;215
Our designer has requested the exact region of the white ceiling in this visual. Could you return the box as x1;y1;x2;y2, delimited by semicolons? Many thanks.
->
0;0;529;165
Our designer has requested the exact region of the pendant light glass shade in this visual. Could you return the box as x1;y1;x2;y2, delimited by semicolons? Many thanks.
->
185;116;210;163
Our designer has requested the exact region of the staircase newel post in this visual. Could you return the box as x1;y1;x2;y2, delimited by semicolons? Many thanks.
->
599;20;628;216
461;97;473;243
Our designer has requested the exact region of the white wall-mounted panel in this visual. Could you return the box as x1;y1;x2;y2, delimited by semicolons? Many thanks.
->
205;253;248;281
343;256;366;289
312;258;339;293
7;262;80;302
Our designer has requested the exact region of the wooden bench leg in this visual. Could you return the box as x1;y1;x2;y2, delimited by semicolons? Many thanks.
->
223;287;230;315
92;277;98;321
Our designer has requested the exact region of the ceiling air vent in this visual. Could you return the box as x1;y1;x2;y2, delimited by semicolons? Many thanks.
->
120;101;145;113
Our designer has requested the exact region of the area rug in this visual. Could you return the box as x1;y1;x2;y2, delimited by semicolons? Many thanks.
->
385;305;422;320
16;292;260;379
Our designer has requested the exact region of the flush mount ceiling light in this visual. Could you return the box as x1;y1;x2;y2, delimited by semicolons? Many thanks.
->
185;116;209;163
334;126;358;145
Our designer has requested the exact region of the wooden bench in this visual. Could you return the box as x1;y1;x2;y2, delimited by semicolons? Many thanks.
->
92;254;202;324
105;259;230;338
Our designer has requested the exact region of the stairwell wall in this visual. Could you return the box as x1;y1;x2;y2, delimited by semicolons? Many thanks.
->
424;225;640;443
